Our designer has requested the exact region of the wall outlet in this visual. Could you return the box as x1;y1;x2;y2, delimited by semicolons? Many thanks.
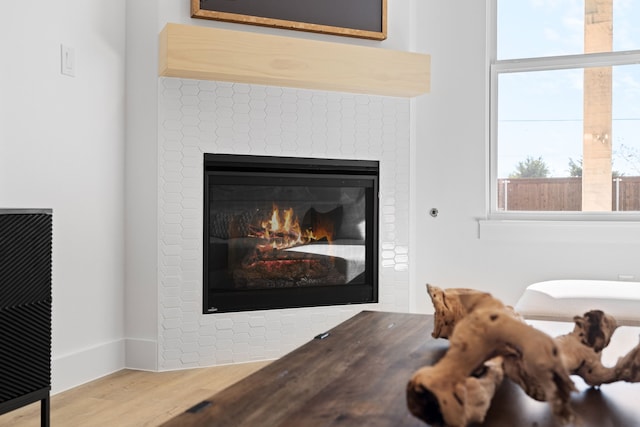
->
61;44;75;77
618;274;635;281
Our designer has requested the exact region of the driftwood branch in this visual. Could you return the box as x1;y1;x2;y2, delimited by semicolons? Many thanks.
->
407;284;640;427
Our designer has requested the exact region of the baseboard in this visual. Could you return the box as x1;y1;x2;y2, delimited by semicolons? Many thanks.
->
124;338;158;371
51;339;125;394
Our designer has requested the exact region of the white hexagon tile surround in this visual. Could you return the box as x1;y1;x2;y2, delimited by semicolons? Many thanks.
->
157;78;411;370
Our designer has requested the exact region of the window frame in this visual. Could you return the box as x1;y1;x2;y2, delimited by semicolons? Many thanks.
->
488;0;640;221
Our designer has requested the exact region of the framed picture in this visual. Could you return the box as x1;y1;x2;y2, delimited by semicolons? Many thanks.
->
191;0;387;41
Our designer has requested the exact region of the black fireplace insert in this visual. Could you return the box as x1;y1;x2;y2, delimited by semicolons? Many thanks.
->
203;154;379;313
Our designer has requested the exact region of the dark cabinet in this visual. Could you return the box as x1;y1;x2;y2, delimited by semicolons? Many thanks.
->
0;209;52;426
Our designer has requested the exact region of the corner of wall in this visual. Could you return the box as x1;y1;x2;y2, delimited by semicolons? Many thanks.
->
52;339;125;395
125;338;159;371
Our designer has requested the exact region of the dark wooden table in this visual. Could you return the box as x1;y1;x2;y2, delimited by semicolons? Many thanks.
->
162;311;640;427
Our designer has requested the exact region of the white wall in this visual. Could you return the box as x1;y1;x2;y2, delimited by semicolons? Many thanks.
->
0;1;126;392
124;0;160;371
412;0;640;313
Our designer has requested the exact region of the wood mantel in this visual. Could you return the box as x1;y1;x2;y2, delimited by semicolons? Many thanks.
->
158;23;430;97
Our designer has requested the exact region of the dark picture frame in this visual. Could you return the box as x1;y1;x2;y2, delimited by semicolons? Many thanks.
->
191;0;387;41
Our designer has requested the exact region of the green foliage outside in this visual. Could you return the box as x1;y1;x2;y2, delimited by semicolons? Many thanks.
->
567;157;623;178
509;156;550;178
616;144;640;176
511;147;640;179
567;158;582;177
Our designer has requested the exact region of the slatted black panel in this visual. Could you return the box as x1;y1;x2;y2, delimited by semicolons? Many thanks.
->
0;210;52;414
0;213;52;307
0;301;52;401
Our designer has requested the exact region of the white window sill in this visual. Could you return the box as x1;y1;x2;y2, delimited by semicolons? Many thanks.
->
478;217;640;243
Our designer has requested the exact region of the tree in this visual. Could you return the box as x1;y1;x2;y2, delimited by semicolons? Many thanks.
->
615;143;640;175
509;156;550;178
567;157;623;178
568;158;582;177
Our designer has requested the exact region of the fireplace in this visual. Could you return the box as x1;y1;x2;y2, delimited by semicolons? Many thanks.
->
203;154;379;313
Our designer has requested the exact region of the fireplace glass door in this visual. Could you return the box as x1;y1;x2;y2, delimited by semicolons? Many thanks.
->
203;154;378;313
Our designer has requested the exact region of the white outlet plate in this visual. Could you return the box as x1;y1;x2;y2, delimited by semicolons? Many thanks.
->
61;44;75;77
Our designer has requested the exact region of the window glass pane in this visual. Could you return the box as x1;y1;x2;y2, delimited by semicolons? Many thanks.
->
496;64;640;212
497;1;640;60
498;69;583;180
613;1;640;52
612;64;640;212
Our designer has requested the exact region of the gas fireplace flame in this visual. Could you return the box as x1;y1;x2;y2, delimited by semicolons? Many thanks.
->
249;205;335;251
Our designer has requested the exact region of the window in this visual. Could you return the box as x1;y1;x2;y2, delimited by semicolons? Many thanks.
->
491;0;640;215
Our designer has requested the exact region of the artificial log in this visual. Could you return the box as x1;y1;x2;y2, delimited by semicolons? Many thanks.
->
407;284;640;427
234;250;346;288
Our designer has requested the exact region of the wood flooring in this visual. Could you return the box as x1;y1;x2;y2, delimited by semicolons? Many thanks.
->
0;361;270;427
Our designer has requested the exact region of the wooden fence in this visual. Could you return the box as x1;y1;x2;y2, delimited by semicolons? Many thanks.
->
497;176;640;211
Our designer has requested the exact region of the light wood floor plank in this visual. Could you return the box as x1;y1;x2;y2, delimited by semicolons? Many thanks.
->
0;361;270;427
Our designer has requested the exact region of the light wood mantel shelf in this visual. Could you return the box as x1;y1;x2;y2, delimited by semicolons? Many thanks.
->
159;23;430;97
